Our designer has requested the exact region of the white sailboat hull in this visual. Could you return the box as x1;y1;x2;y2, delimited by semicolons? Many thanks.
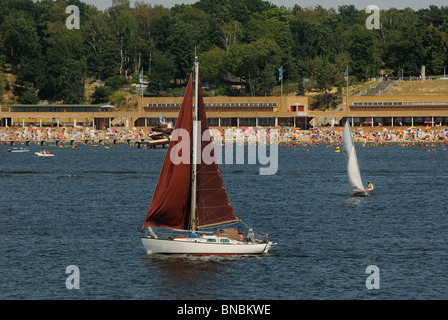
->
353;188;373;197
141;237;274;255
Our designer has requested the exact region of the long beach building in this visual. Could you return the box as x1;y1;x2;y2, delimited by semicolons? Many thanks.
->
1;94;448;129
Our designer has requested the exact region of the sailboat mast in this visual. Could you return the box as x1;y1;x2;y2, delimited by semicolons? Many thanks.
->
190;54;199;231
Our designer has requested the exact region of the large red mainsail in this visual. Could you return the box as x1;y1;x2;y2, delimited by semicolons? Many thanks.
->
143;72;239;231
143;75;193;230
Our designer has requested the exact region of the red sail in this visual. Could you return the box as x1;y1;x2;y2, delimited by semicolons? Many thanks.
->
195;76;239;228
143;72;238;231
143;75;193;230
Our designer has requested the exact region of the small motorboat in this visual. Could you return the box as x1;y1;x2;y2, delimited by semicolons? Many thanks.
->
8;148;32;153
35;151;54;157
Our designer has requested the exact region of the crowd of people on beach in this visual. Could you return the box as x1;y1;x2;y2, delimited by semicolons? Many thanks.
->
279;125;448;150
1;125;447;149
0;127;149;143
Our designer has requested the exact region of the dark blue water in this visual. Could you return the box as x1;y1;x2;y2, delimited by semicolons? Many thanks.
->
1;142;447;300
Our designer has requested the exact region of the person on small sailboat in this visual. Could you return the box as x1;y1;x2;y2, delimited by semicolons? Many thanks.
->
367;180;374;190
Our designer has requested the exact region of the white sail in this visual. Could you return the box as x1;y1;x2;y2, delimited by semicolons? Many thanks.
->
342;121;365;193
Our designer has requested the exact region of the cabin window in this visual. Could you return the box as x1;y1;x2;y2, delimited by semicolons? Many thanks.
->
220;239;230;243
207;239;216;243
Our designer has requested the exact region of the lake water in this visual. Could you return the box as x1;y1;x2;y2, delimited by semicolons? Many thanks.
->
1;142;447;300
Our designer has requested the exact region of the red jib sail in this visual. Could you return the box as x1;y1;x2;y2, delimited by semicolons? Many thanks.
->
195;75;239;228
143;72;238;231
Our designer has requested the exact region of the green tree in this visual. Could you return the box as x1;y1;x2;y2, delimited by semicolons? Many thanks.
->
91;86;112;104
149;14;176;52
244;8;294;78
199;48;227;84
220;20;242;50
18;82;39;104
60;60;86;104
421;26;448;75
0;70;7;104
83;11;116;80
193;0;275;25
227;38;282;95
347;25;381;80
113;13;138;76
0;13;40;71
315;58;338;91
291;19;323;60
169;21;195;82
383;26;424;76
148;50;175;94
35;1;87;102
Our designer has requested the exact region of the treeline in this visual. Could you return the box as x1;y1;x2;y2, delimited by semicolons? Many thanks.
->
1;0;448;105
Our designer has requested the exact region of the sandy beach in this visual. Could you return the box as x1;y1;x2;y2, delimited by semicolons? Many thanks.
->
1;125;447;149
278;126;448;149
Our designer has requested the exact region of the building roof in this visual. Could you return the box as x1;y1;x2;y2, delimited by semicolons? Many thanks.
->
9;104;115;109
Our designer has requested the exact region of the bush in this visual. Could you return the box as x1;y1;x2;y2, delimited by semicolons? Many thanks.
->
310;92;340;111
91;86;112;104
216;87;227;96
104;76;130;90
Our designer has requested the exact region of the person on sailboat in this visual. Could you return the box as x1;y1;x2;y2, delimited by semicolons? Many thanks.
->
247;228;255;242
367;180;374;190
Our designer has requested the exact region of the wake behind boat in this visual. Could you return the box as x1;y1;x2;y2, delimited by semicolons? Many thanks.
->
140;57;275;255
342;121;373;197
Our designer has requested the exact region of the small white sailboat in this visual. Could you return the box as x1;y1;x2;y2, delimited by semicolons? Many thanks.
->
140;57;275;255
342;121;372;197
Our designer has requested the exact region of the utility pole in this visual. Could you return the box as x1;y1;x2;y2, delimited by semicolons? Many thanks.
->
345;65;349;112
279;66;283;112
